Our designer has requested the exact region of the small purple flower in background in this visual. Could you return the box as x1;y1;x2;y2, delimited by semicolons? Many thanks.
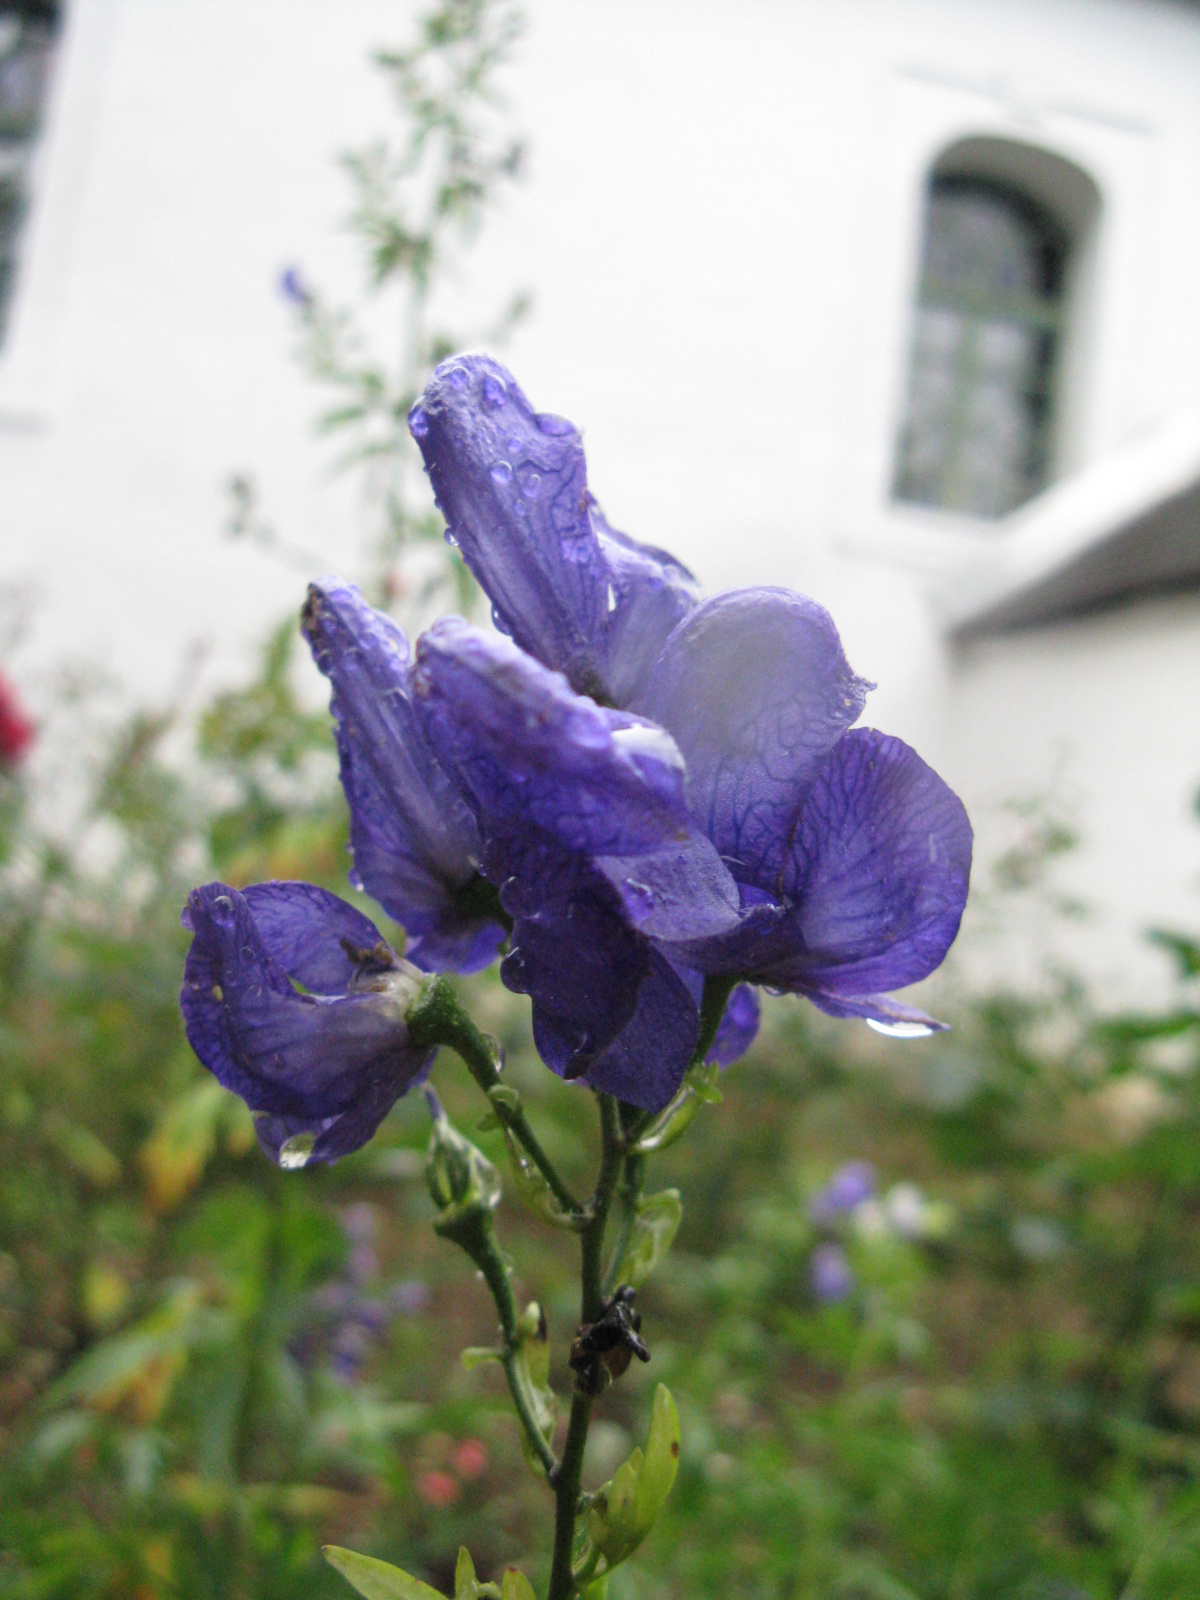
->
278;265;312;308
390;1278;431;1316
810;1242;855;1305
341;1203;380;1286
810;1161;877;1226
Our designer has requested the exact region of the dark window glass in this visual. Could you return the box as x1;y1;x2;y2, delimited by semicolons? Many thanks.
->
0;2;60;346
892;176;1068;519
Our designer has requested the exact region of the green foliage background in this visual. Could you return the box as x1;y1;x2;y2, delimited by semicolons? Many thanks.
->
4;4;1200;1597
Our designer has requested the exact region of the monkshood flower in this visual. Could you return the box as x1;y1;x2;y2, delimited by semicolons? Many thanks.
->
408;354;973;1037
180;881;434;1166
301;579;507;974
809;1242;854;1305
810;1161;877;1226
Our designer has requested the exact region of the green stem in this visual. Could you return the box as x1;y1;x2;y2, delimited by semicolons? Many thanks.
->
602;1152;646;1299
436;1201;559;1481
410;977;583;1217
547;1093;626;1599
548;1390;593;1600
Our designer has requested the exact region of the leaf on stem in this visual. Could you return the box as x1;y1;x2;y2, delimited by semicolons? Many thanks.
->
501;1123;579;1228
324;1546;445;1600
579;1384;681;1578
613;1190;683;1289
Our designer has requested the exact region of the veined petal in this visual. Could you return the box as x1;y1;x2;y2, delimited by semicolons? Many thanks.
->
779;728;972;995
409;355;610;698
638;588;872;890
239;881;392;994
413;617;741;941
180;884;433;1158
301;580;504;973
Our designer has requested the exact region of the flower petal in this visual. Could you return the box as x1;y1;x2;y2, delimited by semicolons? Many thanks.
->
707;983;761;1065
588;500;700;706
301;580;505;973
413;617;741;941
638;588;872;890
800;989;949;1034
250;1057;433;1166
409;355;610;698
778;728;972;995
408;357;701;706
239;881;392;994
489;839;699;1112
180;884;433;1135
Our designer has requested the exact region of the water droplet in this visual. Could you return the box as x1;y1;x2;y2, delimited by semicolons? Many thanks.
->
447;366;469;390
606;583;617;613
866;1019;936;1040
490;460;513;484
481;374;507;409
278;1132;317;1169
408;403;429;439
536;412;574;437
625;880;655;911
515;463;542;496
213;894;233;912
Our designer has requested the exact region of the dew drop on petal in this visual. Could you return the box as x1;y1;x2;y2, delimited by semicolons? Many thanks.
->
481;374;507;409
214;894;233;912
866;1019;936;1040
447;366;469;390
490;460;513;484
278;1132;317;1170
536;412;574;437
408;404;429;440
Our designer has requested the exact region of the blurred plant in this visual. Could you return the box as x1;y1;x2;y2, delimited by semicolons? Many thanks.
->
267;0;529;615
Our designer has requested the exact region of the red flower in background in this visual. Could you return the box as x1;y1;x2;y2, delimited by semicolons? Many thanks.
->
0;674;34;766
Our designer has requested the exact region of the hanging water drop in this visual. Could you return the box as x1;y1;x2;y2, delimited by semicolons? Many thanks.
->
866;1019;936;1040
278;1132;317;1169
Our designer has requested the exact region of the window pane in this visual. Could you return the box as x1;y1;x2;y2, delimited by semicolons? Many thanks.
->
893;176;1067;519
0;2;60;347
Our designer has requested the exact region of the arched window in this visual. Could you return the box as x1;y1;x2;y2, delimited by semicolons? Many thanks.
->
0;2;60;347
893;159;1080;520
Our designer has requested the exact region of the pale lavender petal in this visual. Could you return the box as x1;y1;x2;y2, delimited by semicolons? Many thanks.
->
638;588;872;889
588;500;700;706
800;988;949;1033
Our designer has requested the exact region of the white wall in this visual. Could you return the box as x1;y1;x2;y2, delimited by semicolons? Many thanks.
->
2;0;1199;998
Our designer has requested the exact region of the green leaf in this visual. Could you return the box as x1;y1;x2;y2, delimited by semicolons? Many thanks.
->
614;1190;683;1289
509;1302;557;1476
582;1384;681;1576
324;1546;445;1600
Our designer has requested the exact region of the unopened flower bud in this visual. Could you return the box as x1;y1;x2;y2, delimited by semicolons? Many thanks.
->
424;1088;501;1216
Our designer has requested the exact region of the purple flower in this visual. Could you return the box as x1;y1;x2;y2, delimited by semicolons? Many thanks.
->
279;265;312;308
407;356;973;1037
809;1243;854;1305
390;1279;431;1316
810;1161;877;1226
180;882;435;1166
301;580;507;974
